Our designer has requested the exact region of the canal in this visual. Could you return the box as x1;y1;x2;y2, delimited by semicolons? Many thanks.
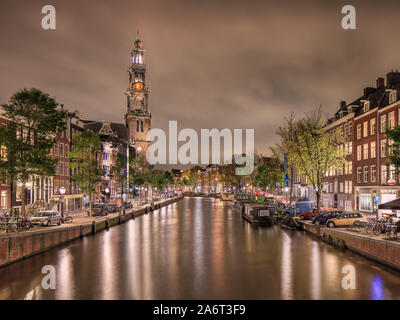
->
0;197;400;300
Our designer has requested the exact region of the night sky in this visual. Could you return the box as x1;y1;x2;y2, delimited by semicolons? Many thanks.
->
1;0;400;154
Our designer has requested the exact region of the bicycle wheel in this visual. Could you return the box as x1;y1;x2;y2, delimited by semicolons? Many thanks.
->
64;216;73;223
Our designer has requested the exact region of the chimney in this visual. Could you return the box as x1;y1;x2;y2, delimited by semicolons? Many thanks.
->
376;77;385;88
340;101;346;109
386;71;400;88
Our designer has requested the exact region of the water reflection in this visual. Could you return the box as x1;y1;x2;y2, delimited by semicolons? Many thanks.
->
0;197;400;300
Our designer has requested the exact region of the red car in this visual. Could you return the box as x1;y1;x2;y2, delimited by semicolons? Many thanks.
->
299;209;325;220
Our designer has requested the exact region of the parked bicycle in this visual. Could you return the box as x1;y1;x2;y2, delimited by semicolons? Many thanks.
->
62;215;73;224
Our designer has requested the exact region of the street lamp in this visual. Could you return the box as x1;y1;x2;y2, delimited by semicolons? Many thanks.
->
59;186;66;219
105;187;110;203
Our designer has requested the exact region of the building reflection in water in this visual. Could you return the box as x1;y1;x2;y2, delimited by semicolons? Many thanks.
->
310;241;321;300
280;231;293;300
55;249;74;300
371;275;385;300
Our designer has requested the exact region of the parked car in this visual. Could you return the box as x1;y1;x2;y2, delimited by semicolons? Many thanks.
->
29;210;62;226
326;212;366;228
312;211;342;225
88;203;108;216
106;203;120;213
299;209;322;220
122;202;133;210
284;201;314;215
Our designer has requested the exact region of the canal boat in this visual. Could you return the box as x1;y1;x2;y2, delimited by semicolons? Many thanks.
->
232;194;253;214
241;203;275;226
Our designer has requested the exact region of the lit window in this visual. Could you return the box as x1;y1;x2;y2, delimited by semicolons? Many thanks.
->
380;115;387;133
363;121;368;137
370;118;376;135
371;165;376;183
363;143;368;160
370;141;376;158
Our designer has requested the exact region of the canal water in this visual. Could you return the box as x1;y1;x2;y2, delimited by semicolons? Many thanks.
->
1;197;400;300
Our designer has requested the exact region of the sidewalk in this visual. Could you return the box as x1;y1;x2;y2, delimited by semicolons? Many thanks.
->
1;197;177;235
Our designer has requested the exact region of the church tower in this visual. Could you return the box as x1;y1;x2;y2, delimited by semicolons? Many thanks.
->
125;33;152;159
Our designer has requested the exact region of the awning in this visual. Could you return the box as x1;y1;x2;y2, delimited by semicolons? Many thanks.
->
378;198;400;210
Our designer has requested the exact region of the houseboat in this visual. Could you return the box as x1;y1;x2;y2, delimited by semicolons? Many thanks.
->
242;203;275;226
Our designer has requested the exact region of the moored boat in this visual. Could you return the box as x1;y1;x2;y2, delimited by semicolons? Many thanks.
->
241;203;275;226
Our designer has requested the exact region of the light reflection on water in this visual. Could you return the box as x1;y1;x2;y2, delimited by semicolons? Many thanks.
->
0;197;399;300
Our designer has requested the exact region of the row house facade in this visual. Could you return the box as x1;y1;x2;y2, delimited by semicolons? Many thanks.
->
323;72;400;214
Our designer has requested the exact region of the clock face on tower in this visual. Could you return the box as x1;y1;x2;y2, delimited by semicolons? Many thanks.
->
134;82;143;90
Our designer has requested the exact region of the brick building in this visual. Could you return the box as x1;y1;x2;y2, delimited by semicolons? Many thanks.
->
323;72;400;214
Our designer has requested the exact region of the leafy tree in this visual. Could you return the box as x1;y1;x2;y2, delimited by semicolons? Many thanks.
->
112;153;128;204
151;170;173;196
271;112;297;206
385;126;400;171
130;154;153;202
255;158;285;195
181;169;199;191
287;107;345;214
0;88;66;217
69;130;102;217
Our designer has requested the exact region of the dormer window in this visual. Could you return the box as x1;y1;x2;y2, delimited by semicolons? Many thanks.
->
389;90;397;104
347;106;353;113
363;101;370;112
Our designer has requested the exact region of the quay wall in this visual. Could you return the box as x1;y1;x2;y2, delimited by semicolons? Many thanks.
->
0;196;183;268
300;221;400;271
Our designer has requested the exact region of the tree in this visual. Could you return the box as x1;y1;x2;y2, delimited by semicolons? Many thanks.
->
271;113;297;206
69;130;102;217
181;169;198;191
130;154;153;203
112;153;128;203
385;125;400;171
287;107;345;214
255;158;285;195
0;88;66;217
151;170;173;197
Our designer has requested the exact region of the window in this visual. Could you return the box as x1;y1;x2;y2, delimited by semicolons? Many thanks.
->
389;164;396;181
370;118;376;135
348;142;352;155
141;120;144;132
363;121;368;137
65;145;69;157
381;139;387;157
371;165;376;182
65;162;69;176
54;180;59;194
363;166;369;183
357;124;361;139
370;141;376;158
389;91;397;104
60;143;64;157
357;167;362;183
389;111;395;129
349;181;352;194
1;191;7;209
364;101;370;112
60;162;64;176
363;143;368;160
388;139;394;156
380;115;387;133
348;161;352;174
54;143;58;156
348;122;353;136
339;182;344;193
357;145;362;161
360;194;371;211
344;181;349;194
136;120;140;132
381;165;387;184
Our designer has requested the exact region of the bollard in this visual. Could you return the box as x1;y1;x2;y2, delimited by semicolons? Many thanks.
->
105;217;110;229
91;221;96;234
132;211;135;220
